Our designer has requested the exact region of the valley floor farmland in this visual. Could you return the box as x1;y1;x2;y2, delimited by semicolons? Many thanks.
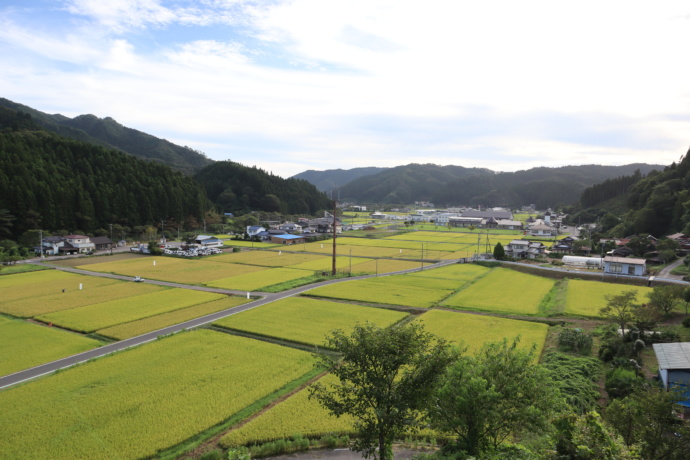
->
0;227;675;458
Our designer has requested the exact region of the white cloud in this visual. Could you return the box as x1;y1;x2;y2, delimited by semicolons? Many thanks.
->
0;0;688;178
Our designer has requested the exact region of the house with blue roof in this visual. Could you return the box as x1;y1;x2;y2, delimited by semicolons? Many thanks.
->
270;234;305;245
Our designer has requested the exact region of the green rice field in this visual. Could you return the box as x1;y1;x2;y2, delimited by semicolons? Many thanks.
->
0;330;315;460
441;268;554;315
214;297;408;347
564;279;652;317
0;317;102;377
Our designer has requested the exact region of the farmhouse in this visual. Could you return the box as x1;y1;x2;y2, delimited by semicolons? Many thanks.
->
505;240;546;259
603;256;647;276
652;342;690;408
528;222;556;237
193;235;223;248
496;219;523;230
246;226;267;237
270;234;305;245
90;236;113;251
60;235;95;254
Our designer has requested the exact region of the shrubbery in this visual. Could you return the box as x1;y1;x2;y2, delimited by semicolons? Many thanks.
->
557;328;593;354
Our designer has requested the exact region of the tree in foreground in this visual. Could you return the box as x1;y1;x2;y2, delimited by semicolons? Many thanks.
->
309;322;456;460
429;337;563;456
647;284;684;317
606;385;690;460
600;290;639;335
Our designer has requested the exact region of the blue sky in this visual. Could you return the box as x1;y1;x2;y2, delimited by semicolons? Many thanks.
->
1;0;689;177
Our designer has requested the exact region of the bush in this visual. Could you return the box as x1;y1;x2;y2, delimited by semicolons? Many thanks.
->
682;317;690;328
199;450;223;460
605;367;642;399
558;328;593;354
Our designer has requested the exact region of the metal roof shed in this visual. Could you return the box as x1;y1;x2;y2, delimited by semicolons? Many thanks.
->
653;342;690;407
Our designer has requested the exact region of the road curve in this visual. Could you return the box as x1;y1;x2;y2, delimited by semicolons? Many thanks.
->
0;259;457;390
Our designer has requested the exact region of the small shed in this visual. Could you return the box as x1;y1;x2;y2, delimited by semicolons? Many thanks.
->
270;234;305;245
603;256;647;276
653;342;690;407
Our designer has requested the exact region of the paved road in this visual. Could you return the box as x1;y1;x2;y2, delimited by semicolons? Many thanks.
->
657;258;686;280
0;259;457;390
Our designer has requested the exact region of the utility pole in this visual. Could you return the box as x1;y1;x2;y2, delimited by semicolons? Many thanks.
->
332;199;337;276
39;229;43;259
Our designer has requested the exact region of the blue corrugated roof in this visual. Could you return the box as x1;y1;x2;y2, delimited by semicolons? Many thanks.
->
273;234;302;240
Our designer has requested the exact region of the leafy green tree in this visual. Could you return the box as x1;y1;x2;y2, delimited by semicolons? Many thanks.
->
0;209;14;239
682;286;690;316
430;338;563;456
647;285;684;316
493;242;505;260
600;290;639;335
606;385;690;459
554;411;636;460
309;322;455;460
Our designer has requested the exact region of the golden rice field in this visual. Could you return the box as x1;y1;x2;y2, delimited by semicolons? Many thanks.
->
221;374;355;448
372;273;463;291
289;256;371;271
213;251;324;267
214;297;408;347
441;268;554;315
97;296;251;340
206;268;313;291
0;318;102;377
564;279;652;317
417;310;549;356
223;240;283;249
0;282;163;317
407;263;490;283
306;277;454;308
0;270;118;303
37;289;224;333
77;257;266;284
0;330;315;460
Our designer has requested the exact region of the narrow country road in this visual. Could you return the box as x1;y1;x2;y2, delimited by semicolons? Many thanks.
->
657;258;685;280
0;258;457;390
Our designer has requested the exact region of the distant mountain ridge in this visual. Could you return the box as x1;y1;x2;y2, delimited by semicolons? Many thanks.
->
291;167;387;192
296;163;664;208
0;98;212;174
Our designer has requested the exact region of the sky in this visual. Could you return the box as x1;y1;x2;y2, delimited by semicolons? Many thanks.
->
1;1;689;178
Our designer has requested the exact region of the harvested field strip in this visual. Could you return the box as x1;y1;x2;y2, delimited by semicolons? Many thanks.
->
213;251;323;267
0;319;102;377
565;279;652;317
441;268;554;315
205;268;313;291
214;297;408;348
97;296;251;340
0;282;163;317
0;330;315;460
306;278;453;309
416;310;548;356
221;374;354;447
37;289;224;333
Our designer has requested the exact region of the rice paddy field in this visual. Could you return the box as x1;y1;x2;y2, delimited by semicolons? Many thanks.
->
0;330;316;460
75;256;267;284
221;374;355;448
564;279;652;317
0;270;119;303
0;317;102;377
223;240;283;249
36;288;225;333
97;296;251;340
305;276;455;308
213;297;408;347
213;251;324;267
206;267;313;291
416;310;549;356
441;268;554;315
406;263;491;283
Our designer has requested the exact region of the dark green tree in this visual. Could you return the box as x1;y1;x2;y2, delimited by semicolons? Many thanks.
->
647;285;684;316
493;242;505;260
430;338;563;456
309;322;455;460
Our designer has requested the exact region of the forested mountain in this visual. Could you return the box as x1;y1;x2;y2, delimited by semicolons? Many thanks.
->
292;167;387;192
0;98;212;174
195;161;331;215
334;163;661;208
0;129;210;238
576;151;690;237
